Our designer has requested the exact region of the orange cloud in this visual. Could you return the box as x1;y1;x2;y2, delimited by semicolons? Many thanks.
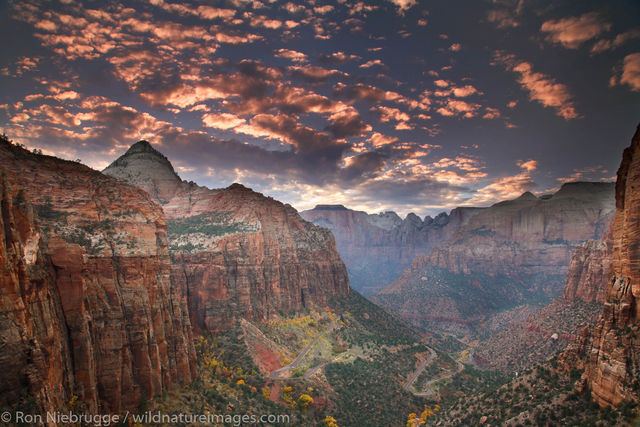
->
541;12;611;49
202;113;246;130
495;52;578;119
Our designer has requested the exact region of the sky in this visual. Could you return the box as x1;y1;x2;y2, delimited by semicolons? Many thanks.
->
1;0;639;217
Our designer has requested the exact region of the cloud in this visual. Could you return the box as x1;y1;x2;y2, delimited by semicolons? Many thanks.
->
610;53;640;91
326;109;372;138
314;5;334;15
591;29;640;53
541;12;611;49
274;48;308;62
368;132;398;148
372;106;410;123
487;1;524;29
289;65;342;82
466;159;538;205
436;98;481;118
360;59;384;68
202;112;246;129
494;52;579;119
333;83;401;103
319;51;360;64
387;0;417;14
487;9;519;29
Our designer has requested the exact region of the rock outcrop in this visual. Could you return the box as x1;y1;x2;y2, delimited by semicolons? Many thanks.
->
0;137;196;413
579;123;640;407
427;183;614;295
104;141;349;333
300;205;483;294
374;183;615;336
562;230;612;304
0;172;73;415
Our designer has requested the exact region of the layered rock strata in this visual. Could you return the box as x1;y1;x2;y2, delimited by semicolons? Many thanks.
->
104;141;350;333
0;138;196;413
579;123;640;407
300;205;482;294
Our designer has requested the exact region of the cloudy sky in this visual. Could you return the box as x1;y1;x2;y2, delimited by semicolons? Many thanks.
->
1;0;639;217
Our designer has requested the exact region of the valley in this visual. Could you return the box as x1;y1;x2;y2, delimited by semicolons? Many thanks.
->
1;122;639;426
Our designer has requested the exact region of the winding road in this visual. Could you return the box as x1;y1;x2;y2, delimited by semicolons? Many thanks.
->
406;346;478;397
269;318;339;381
403;347;436;391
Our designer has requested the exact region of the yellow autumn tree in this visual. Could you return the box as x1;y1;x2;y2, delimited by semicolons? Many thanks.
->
295;394;314;411
324;415;339;427
282;386;293;404
262;386;271;400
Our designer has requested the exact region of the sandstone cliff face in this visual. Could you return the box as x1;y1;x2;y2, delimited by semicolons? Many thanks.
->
300;204;483;294
104;141;349;334
426;183;614;296
374;183;615;336
562;228;612;304
0;172;73;415
0;138;196;413
580;123;640;407
472;227;613;373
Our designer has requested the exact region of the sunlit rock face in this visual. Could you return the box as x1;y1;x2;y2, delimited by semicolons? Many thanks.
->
0;138;196;413
104;141;350;334
300;204;483;294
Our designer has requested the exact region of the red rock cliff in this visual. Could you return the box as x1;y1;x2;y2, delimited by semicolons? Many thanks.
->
0;138;196;413
0;172;73;415
104;141;350;334
562;225;613;304
581;123;640;407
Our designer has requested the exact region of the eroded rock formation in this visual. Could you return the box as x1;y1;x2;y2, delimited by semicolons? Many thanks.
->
579;123;640;407
300;204;482;294
104;141;350;333
0;138;196;413
374;183;615;335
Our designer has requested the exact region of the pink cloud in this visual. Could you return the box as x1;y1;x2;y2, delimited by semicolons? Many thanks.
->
541;12;611;49
610;53;640;92
274;48;308;62
360;59;384;68
387;0;417;14
202;113;246;130
368;132;398;148
494;52;579;119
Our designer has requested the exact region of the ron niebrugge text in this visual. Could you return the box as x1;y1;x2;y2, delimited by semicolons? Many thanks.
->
3;410;291;426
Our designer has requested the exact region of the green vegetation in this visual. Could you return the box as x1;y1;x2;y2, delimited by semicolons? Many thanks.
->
434;356;640;426
167;212;244;238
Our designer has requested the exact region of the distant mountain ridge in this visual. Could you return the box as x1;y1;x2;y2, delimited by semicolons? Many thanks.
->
373;181;615;336
300;204;483;294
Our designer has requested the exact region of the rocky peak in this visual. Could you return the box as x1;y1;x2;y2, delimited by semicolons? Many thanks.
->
103;140;182;204
517;191;538;201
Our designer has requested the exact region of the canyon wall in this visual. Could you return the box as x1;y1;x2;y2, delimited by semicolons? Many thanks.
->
580;123;640;407
104;141;350;333
300;204;483;294
0;138;196;413
374;183;615;336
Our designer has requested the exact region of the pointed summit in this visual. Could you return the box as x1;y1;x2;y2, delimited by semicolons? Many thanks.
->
103;140;182;204
125;139;156;154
